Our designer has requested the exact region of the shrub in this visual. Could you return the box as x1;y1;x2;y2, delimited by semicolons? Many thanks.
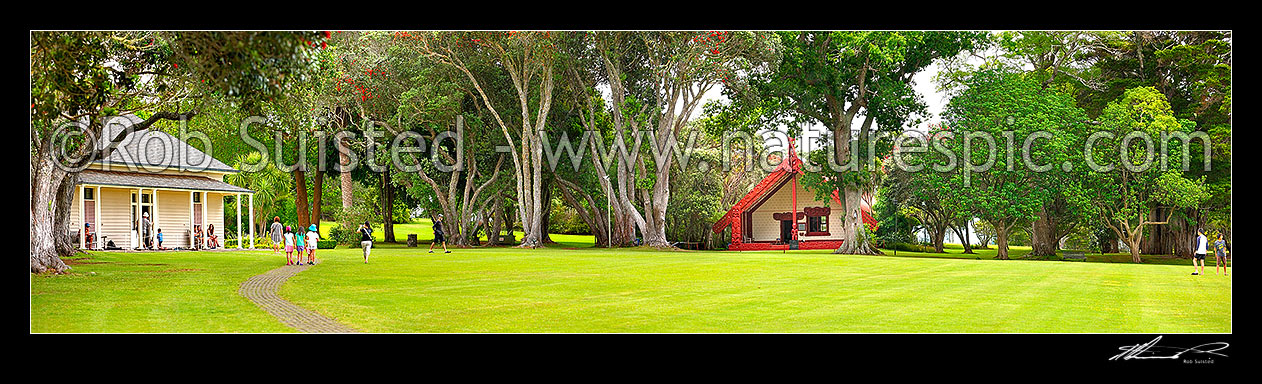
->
328;223;360;245
225;235;270;248
317;240;337;249
885;242;932;253
548;204;591;235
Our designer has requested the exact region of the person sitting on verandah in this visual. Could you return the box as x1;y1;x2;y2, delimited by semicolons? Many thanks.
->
207;224;219;249
193;225;204;250
84;222;96;249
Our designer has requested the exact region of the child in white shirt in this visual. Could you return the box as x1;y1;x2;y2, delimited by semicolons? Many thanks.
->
305;225;320;265
283;227;296;265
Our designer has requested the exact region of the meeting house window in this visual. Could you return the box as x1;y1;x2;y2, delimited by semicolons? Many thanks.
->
808;215;827;235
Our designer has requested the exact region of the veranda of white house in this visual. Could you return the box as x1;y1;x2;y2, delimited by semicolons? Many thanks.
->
68;116;256;250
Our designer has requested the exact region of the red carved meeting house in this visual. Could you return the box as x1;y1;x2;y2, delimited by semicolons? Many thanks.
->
712;139;878;251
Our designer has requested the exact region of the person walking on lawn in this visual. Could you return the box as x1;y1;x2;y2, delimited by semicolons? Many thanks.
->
1213;233;1229;276
1192;229;1208;275
294;228;306;265
305;224;320;265
284;226;296;265
269;217;284;254
358;221;374;263
429;214;450;254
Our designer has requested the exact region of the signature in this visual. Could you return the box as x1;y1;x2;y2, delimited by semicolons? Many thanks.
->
1110;336;1229;361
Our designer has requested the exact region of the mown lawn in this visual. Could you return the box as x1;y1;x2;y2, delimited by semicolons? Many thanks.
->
30;250;293;333
283;245;1231;333
32;244;1231;333
878;243;1230;266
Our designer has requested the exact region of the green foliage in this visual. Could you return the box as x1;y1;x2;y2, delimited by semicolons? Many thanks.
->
872;189;917;245
935;68;1090;256
1153;171;1209;209
665;144;726;245
884;242;934;253
1086;86;1207;228
548;198;592;235
1007;228;1032;247
327;223;361;245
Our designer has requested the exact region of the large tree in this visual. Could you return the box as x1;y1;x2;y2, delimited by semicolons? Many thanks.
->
938;69;1089;259
742;31;985;254
408;31;562;248
560;31;779;248
1084;87;1210;262
1078;31;1230;257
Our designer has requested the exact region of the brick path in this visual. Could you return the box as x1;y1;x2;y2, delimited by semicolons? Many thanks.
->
239;265;358;333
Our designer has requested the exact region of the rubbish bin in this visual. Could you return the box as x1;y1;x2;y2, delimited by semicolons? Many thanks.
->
407;234;417;247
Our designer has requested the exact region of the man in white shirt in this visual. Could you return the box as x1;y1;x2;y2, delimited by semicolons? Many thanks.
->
1192;229;1207;275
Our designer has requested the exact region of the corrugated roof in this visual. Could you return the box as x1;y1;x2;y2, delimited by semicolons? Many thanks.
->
78;169;253;194
93;114;239;173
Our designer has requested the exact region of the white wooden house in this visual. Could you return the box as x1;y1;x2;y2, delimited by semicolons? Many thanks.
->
69;115;256;250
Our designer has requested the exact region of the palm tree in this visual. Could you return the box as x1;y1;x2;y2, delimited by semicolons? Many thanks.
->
226;152;292;238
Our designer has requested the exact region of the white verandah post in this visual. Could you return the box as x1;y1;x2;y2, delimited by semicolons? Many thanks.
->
201;191;208;249
236;193;242;249
189;190;195;250
248;193;255;249
79;184;85;249
153;189;159;249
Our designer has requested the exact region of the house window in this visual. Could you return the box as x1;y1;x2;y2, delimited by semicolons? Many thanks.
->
142;193;151;204
808;215;828;235
193;192;201;203
83;187;94;201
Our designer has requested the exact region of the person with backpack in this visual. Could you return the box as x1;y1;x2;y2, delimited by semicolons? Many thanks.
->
358;221;374;264
429;214;450;254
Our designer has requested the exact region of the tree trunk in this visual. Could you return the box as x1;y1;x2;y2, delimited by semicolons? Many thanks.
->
932;225;947;253
952;223;974;254
337;136;355;233
1030;207;1058;256
516;136;545;249
486;197;503;246
554;176;609;247
293;168;310;230
55;172;82;258
311;170;323;231
993;221;1011;260
381;171;395;243
540;182;554;244
833;188;881;255
31;158;70;273
337;107;355;225
1125;236;1143;263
